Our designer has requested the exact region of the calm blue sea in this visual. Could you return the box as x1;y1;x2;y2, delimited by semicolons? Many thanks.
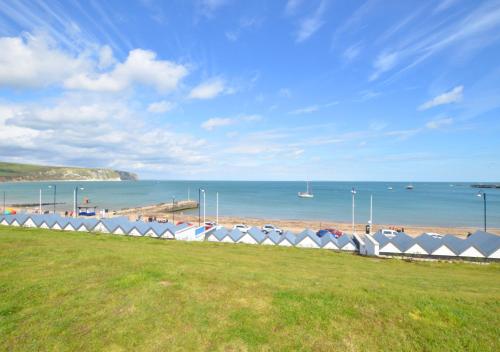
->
1;181;499;227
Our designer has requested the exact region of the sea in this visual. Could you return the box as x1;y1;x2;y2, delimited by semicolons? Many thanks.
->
1;181;499;228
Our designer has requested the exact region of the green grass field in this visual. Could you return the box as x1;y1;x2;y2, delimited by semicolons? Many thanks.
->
0;227;498;351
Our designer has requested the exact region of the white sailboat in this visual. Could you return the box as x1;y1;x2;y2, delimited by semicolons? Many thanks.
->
406;183;414;190
298;181;314;198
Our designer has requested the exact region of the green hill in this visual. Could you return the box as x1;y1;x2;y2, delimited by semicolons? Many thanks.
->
0;161;137;182
0;227;498;351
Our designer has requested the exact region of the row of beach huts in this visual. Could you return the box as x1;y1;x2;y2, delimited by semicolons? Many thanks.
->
1;213;499;261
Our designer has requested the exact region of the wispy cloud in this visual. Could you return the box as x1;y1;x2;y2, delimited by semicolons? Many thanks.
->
188;78;229;99
196;0;228;19
295;0;328;43
426;117;453;129
147;100;175;114
371;2;500;81
343;42;362;62
201;114;262;131
285;0;304;16
418;85;463;110
289;101;338;114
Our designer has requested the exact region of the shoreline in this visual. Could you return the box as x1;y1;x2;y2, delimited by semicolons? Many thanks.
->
11;203;499;237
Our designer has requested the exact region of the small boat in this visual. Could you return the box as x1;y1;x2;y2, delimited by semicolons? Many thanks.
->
387;186;393;190
298;181;314;198
406;184;414;190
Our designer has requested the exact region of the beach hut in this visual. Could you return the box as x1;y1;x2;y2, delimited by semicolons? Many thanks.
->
277;231;296;246
415;234;456;257
0;214;9;226
466;231;500;259
239;227;265;244
81;218;98;232
224;228;242;243
63;218;83;232
10;213;29;227
373;232;401;254
112;219;134;235
391;232;427;255
148;222;175;239
39;215;57;229
207;228;228;242
128;222;149;237
23;214;42;228
261;230;280;245
320;233;340;250
336;234;357;251
295;229;322;249
440;235;472;257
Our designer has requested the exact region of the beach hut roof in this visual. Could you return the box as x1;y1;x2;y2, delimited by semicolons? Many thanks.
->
265;230;282;244
175;222;191;231
390;232;415;252
278;231;296;245
131;221;151;235
44;214;63;227
13;213;30;225
466;231;500;257
82;218;99;230
149;222;173;236
213;228;229;241
373;231;391;248
415;233;445;254
229;228;244;241
336;234;354;248
66;218;84;228
27;214;47;226
296;229;322;246
441;235;469;255
247;227;266;243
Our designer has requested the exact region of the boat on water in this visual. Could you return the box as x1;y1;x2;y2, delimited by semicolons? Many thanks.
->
298;181;314;198
387;186;393;190
406;184;414;190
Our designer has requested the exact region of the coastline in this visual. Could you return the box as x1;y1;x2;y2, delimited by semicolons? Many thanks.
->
123;211;500;237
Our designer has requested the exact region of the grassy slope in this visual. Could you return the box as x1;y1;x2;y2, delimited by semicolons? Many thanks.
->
0;162;136;181
0;227;498;351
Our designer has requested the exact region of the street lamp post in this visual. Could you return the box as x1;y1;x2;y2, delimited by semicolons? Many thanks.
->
351;188;356;234
477;191;487;232
216;192;219;225
39;189;42;214
172;196;175;223
198;188;204;226
48;185;57;214
203;190;206;225
74;186;84;218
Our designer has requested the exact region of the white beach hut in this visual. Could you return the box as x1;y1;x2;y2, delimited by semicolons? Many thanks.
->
295;229;322;249
239;227;265;244
261;230;280;245
207;228;228;242
466;231;500;259
277;231;296;246
415;234;456;257
320;233;340;250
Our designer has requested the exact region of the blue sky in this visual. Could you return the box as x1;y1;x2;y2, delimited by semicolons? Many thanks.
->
0;0;499;181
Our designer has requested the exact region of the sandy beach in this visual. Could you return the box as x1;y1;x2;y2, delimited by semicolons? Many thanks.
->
12;202;499;237
111;204;499;237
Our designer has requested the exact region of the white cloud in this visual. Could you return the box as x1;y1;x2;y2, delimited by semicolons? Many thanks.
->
419;86;463;110
0;96;206;171
343;43;362;62
370;52;399;81
197;0;228;18
0;33;189;93
289;105;319;115
201;114;262;131
98;45;116;69
295;0;327;43
426;117;453;129
0;34;86;88
147;100;175;114
201;117;234;130
285;0;303;16
65;49;188;93
289;101;338;114
188;78;228;99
